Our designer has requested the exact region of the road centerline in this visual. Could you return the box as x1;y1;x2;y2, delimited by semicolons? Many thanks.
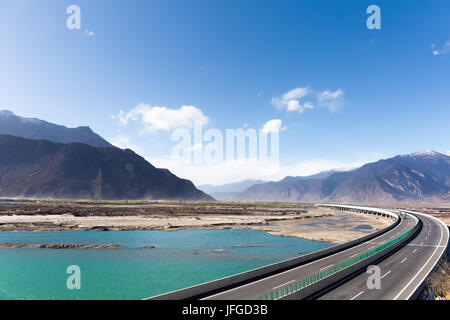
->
381;270;391;279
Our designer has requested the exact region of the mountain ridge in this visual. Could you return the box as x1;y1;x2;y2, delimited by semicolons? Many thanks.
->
0;134;213;201
226;151;450;204
0;110;114;148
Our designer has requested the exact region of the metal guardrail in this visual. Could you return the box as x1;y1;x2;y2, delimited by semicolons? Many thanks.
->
256;211;420;300
147;204;401;300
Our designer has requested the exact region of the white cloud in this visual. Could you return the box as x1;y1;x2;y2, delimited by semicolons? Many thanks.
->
287;100;314;112
272;87;344;114
118;103;209;133
84;30;95;37
446;151;450;156
148;156;373;186
432;41;450;56
110;134;141;152
318;89;344;101
272;87;314;114
317;89;344;111
282;87;311;101
261;119;286;133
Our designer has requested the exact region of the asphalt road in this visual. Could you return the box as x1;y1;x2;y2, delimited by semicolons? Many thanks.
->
318;210;449;300
203;211;418;300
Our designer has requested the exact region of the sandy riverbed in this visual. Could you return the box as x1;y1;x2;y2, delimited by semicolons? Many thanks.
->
0;201;393;244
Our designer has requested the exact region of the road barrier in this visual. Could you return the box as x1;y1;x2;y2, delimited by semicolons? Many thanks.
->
146;205;401;300
258;212;421;300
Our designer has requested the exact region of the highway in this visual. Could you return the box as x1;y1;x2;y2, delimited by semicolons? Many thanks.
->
318;209;449;300
148;204;448;301
202;207;419;300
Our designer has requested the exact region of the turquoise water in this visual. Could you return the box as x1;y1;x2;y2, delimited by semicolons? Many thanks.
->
0;229;333;300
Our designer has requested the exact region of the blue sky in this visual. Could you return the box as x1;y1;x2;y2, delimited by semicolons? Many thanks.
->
0;0;449;185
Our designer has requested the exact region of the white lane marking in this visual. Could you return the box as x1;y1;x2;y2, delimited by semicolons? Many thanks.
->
367;246;376;250
320;264;334;271
412;249;417;253
401;258;408;264
381;270;391;279
420;242;424;246
406;244;446;248
273;280;296;290
351;291;364;300
204;218;410;299
394;211;448;300
202;209;411;300
349;254;358;259
425;237;428;241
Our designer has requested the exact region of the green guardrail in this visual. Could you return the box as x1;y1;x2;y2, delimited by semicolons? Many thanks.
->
257;212;419;300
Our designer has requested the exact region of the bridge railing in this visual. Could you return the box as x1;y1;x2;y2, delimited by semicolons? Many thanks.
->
257;211;420;300
147;204;401;300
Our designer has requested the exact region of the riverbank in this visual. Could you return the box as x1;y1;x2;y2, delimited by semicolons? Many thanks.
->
0;201;392;244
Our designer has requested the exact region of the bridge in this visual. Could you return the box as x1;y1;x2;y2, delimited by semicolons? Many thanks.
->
146;204;449;300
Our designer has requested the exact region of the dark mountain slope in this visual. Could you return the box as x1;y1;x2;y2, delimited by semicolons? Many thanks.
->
0;135;213;201
225;151;450;204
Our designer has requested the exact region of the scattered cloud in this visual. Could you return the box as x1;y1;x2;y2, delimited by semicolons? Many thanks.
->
446;151;450;156
282;87;311;101
432;41;450;55
272;87;314;113
261;119;287;133
84;30;95;37
317;89;344;111
272;87;344;114
110;133;141;152
117;103;209;133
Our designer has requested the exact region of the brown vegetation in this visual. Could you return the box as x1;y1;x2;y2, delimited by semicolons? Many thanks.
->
421;253;450;300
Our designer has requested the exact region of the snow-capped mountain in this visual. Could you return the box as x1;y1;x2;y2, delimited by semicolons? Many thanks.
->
227;151;450;204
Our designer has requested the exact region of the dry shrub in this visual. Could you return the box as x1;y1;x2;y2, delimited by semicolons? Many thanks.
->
421;253;450;300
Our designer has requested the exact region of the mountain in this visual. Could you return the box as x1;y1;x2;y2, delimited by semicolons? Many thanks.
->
0;135;213;201
226;151;450;204
392;151;450;187
198;179;266;194
198;179;266;201
0;110;114;148
327;154;448;203
235;171;353;202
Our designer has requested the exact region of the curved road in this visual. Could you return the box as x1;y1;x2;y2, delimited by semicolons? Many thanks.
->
318;209;449;300
203;207;419;300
